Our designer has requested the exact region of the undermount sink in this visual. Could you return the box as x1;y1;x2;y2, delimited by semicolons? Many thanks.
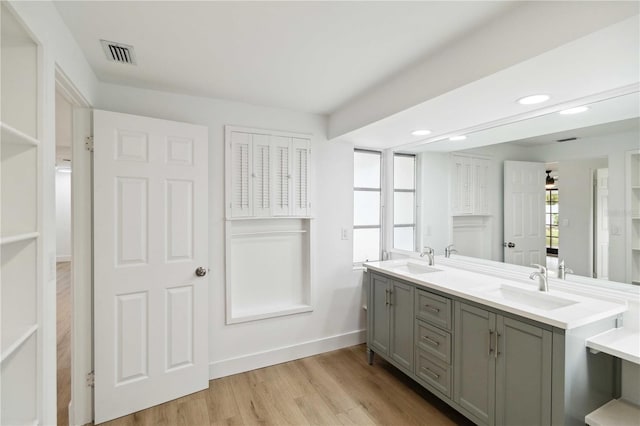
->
482;285;578;311
391;260;441;275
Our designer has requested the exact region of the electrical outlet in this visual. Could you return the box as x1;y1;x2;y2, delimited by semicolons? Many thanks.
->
341;228;349;240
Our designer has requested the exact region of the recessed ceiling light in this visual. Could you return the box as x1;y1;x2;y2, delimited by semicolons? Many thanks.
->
517;94;550;105
559;106;589;115
449;135;467;141
411;129;431;136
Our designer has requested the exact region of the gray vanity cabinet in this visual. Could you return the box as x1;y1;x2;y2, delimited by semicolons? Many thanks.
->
370;273;391;355
368;273;414;373
454;303;496;425
454;301;552;426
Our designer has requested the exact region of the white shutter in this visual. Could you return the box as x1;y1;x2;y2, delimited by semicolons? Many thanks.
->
231;132;252;217
252;134;271;217
473;158;490;215
451;155;472;215
271;135;291;216
292;138;310;217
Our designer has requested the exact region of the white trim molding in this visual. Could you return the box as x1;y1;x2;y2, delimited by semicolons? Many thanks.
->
208;329;366;379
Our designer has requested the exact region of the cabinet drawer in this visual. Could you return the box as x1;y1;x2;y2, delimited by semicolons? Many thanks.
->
416;349;451;398
416;320;451;364
416;290;452;330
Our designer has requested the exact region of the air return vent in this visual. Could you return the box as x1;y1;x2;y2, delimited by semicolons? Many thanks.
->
556;137;577;143
101;40;137;65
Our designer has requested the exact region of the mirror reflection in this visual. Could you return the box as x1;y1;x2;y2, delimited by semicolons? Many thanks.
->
407;92;640;285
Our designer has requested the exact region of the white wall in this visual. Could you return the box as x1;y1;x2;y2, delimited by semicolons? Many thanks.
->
558;158;607;277
95;82;365;377
419;152;450;254
55;171;71;261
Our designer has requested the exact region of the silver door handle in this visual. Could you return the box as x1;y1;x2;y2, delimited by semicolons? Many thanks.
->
195;267;208;277
503;242;515;248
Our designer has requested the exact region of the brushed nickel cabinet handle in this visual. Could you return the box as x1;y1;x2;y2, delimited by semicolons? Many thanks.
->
424;305;440;313
421;367;440;380
422;336;440;347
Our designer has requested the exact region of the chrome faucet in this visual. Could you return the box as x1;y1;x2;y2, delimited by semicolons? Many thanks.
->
420;247;435;266
529;264;549;292
558;260;573;280
444;244;458;258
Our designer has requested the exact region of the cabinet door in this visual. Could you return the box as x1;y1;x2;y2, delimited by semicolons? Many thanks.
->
473;158;490;215
369;274;390;356
390;280;414;372
451;155;473;215
495;316;552;426
230;131;253;217
454;302;496;425
292;137;310;217
271;135;291;216
252;134;271;217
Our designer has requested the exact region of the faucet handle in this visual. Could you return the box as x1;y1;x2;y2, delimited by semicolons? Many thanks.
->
422;246;434;254
531;264;547;275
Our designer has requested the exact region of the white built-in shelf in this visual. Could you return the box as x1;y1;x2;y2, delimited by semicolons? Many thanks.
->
585;399;640;426
1;122;39;147
232;229;307;237
0;232;39;246
586;328;640;365
1;324;38;364
227;216;314;221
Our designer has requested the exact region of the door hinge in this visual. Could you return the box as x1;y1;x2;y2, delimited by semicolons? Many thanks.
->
85;136;94;152
86;370;95;387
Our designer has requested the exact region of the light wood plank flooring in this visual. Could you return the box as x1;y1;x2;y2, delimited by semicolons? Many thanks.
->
57;261;72;426
103;344;472;426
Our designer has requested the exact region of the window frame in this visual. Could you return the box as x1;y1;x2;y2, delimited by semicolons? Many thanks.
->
546;188;559;256
392;152;417;253
353;148;383;264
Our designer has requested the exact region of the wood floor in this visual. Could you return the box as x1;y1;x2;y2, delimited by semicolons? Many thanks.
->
103;344;472;426
57;261;72;426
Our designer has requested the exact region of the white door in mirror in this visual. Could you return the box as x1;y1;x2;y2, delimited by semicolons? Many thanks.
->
503;161;546;267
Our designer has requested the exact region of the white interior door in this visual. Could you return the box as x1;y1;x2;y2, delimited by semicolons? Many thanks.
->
595;168;609;279
93;110;209;423
503;161;546;266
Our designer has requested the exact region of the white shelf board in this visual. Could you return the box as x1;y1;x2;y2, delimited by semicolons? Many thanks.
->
585;399;640;426
228;303;313;324
1;324;38;364
1;122;39;147
586;328;640;364
0;231;39;246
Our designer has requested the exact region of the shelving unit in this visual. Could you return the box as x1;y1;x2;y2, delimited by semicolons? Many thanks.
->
1;4;42;425
628;151;640;285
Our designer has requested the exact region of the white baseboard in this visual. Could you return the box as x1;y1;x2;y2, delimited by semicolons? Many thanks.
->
57;255;72;262
209;329;366;379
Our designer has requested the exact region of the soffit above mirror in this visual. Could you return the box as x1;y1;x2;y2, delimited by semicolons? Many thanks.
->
339;15;639;151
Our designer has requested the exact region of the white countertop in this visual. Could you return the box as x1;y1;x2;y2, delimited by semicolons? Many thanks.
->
364;259;627;330
586;328;640;364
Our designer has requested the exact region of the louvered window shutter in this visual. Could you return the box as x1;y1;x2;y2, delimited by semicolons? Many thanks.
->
231;132;253;217
271;136;291;216
252;134;271;217
292;138;310;216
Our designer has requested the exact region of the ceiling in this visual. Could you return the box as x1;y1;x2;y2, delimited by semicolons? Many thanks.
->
54;1;514;115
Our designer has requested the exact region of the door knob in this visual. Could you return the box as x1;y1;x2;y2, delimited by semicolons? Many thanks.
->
503;242;516;248
195;267;208;277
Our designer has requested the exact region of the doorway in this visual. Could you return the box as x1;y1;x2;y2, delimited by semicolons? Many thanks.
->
55;87;74;425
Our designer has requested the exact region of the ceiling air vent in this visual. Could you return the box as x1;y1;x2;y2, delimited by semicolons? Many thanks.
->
556;137;577;143
101;40;137;65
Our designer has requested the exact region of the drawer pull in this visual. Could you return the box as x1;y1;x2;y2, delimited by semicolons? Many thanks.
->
488;330;494;356
421;367;440;380
422;336;440;346
424;304;440;313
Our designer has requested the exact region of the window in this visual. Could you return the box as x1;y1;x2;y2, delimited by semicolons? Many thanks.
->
353;149;382;263
393;153;416;251
545;189;559;255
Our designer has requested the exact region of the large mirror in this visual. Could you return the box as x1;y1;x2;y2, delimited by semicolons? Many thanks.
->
405;91;640;285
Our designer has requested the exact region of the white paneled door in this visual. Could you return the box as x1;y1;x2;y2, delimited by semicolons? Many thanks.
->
503;161;546;267
93;110;209;423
